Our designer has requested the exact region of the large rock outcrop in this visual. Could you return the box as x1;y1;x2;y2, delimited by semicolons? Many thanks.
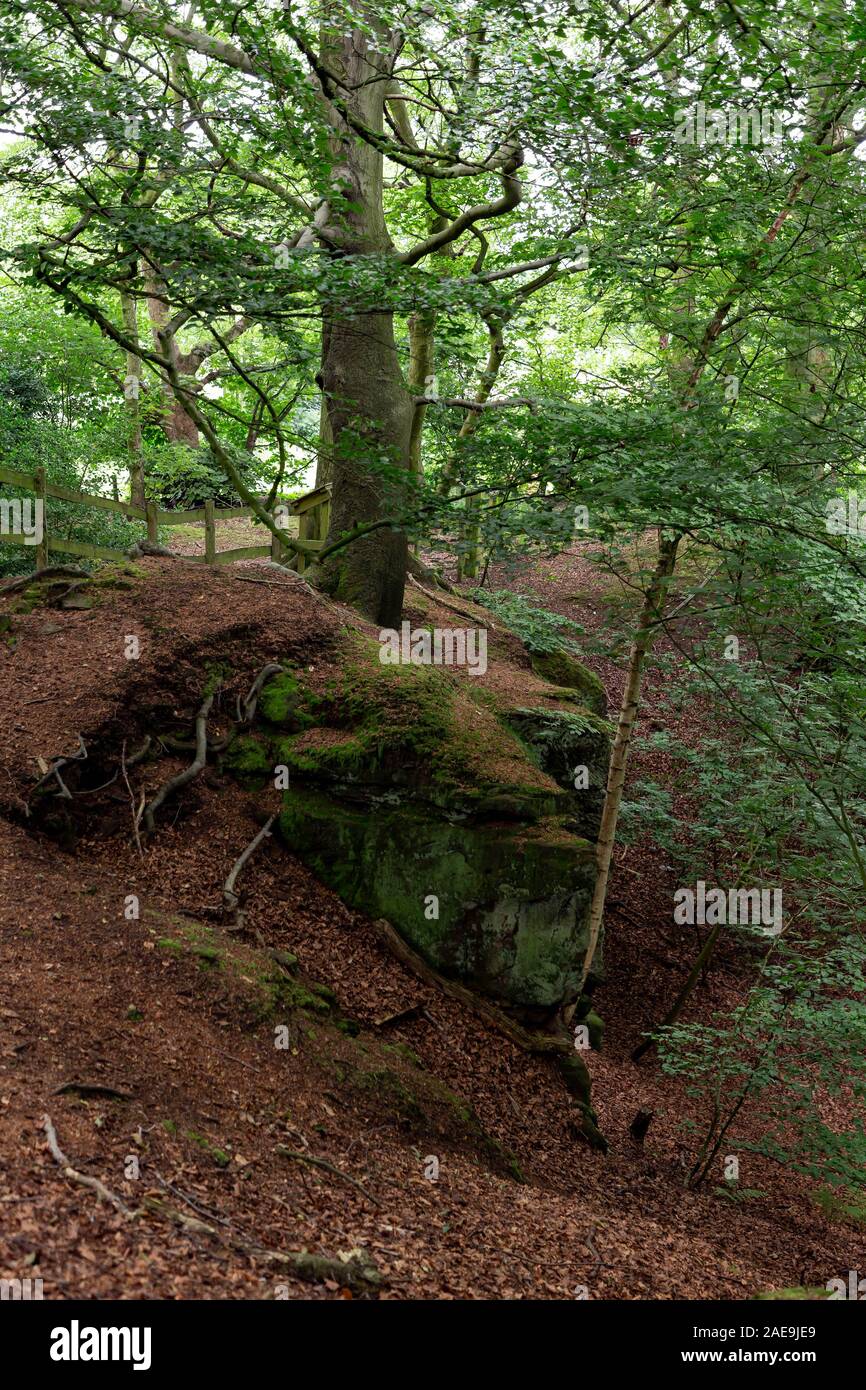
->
232;621;610;1012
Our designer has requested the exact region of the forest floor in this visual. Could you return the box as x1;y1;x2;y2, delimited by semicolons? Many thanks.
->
0;543;862;1300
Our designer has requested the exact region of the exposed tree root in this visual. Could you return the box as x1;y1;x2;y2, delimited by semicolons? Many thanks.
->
143;693;214;832
407;574;499;628
274;1144;381;1207
406;552;454;592
237;663;284;725
43;1113;135;1218
1;566;89;593
125;735;152;767
28;734;88;812
370;917;567;1058
223;814;275;929
121;740;146;856
53;1081;133;1100
369;917;608;1151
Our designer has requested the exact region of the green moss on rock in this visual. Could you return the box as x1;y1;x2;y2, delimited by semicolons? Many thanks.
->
225;733;273;784
280;789;596;1008
506;706;611;841
270;644;565;823
530;648;607;715
229;633;610;1014
258;671;322;727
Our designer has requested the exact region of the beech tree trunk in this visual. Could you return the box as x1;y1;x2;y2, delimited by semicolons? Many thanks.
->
314;22;413;627
142;261;201;448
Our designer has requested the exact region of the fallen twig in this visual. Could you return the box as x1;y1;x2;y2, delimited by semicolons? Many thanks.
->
154;1171;230;1226
373;1003;423;1029
232;575;296;590
585;1223;615;1280
141;1195;384;1291
42;1113;134;1217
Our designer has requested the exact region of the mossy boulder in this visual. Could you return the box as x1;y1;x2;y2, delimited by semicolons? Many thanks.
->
530;648;607;716
273;652;568;823
240;634;610;1010
280;788;596;1008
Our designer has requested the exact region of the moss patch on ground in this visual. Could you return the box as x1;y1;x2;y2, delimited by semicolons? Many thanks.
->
334;1051;526;1182
145;910;337;1024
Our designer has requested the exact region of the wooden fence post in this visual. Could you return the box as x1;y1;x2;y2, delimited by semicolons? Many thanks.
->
146;500;158;545
270;506;283;563
204;499;216;564
35;466;48;570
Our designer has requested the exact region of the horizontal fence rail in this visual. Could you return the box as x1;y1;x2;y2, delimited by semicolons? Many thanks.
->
0;465;330;572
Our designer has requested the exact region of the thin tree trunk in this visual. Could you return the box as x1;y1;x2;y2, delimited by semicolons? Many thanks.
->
120;291;146;508
567;532;680;1016
407;310;436;479
438;314;505;498
631;920;722;1062
440;314;505;581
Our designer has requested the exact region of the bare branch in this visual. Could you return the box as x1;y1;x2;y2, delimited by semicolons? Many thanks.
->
398;146;523;266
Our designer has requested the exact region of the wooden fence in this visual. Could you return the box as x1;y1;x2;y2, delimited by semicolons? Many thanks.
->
0;466;331;574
